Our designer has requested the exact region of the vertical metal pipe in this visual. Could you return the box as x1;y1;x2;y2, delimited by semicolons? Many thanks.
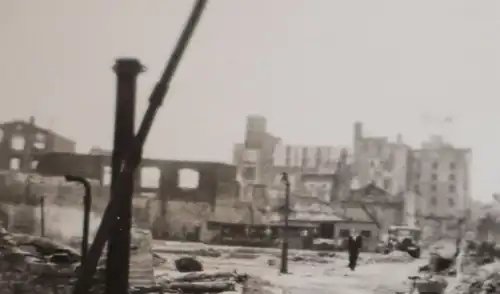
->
65;175;92;263
106;58;143;294
280;172;290;274
40;196;45;237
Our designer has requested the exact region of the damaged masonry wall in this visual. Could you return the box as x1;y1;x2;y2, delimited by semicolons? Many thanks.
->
0;170;108;241
34;152;243;239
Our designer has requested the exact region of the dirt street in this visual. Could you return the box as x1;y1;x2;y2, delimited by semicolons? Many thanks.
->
153;241;426;294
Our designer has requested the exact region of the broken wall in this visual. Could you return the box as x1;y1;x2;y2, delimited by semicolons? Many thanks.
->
35;153;240;238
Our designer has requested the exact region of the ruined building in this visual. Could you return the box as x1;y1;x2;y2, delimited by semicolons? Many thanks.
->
34;152;239;238
0;117;75;173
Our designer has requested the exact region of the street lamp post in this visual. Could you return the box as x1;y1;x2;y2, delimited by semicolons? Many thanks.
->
280;172;290;274
40;196;45;237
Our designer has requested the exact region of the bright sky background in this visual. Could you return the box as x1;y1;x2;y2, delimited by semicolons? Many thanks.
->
1;0;499;201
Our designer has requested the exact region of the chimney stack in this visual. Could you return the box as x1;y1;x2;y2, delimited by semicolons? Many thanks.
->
28;116;35;126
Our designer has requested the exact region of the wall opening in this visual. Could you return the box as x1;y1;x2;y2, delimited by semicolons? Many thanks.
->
9;158;20;170
34;133;46;149
177;168;200;190
11;135;25;151
31;160;39;171
141;166;161;189
102;166;112;186
0;128;4;143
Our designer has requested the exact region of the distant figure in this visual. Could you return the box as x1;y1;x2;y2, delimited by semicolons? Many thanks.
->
347;229;363;271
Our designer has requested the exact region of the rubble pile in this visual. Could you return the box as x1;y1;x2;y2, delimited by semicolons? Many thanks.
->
152;270;250;294
366;251;415;264
444;262;500;294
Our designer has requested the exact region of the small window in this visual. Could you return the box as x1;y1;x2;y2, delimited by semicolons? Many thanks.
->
414;173;420;180
339;229;350;237
431;184;437;192
431;174;438;181
448;198;455;207
432;162;439;169
450;162;456;170
11;135;25;151
102;166;112;186
31;160;39;170
34;133;46;149
430;197;437;205
449;185;456;193
361;230;372;238
9;158;20;170
242;166;257;181
383;179;391;190
449;174;455;181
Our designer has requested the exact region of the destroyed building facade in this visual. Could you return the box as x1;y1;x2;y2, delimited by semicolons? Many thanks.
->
0;117;75;173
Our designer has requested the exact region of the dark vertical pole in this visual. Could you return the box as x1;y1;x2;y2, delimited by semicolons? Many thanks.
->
106;58;143;294
81;180;91;263
40;196;45;237
280;172;290;274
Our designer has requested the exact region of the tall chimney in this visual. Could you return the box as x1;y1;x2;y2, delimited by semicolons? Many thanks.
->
28;116;35;126
354;121;363;140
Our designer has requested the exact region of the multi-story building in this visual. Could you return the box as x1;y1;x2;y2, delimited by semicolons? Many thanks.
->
353;121;472;223
353;121;411;196
409;135;472;219
232;115;280;203
0;117;76;172
233;116;472;235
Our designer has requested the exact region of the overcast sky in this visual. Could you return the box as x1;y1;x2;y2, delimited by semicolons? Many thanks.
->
1;0;499;201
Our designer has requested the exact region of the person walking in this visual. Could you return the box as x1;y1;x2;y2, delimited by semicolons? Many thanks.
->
347;229;363;271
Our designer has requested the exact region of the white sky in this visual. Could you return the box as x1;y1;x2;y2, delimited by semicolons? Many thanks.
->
1;0;499;201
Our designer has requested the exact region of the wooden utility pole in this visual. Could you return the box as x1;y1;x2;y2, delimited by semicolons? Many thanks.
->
280;172;290;274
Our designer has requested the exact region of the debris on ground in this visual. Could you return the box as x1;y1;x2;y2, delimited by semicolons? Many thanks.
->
0;227;156;293
153;252;167;267
444;262;500;294
367;251;415;263
152;270;250;294
175;256;204;272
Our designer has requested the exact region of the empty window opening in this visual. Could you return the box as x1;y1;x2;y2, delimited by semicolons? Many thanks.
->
9;158;20;170
177;168;200;190
31;160;39;170
141;166;161;189
11;135;25;151
34;133;46;149
102;166;112;186
0;128;4;143
242;166;257;181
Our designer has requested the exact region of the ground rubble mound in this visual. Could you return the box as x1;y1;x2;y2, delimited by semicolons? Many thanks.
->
365;250;415;264
153;270;252;294
0;228;159;294
444;261;500;294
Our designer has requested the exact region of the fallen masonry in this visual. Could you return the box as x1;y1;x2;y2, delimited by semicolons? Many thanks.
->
0;228;260;294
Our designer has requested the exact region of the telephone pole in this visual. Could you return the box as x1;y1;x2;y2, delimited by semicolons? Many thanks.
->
280;172;290;274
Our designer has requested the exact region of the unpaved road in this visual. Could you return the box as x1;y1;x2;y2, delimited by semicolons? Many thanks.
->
153;241;427;294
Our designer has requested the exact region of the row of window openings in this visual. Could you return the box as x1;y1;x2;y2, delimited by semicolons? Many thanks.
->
9;158;38;171
414;184;456;193
430;197;455;207
102;166;201;190
415;161;457;170
10;134;47;151
415;173;456;181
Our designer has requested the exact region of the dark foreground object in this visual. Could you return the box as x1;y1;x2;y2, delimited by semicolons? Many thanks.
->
175;257;203;272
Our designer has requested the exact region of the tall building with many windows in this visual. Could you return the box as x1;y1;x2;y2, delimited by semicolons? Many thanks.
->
353;121;472;221
409;136;471;218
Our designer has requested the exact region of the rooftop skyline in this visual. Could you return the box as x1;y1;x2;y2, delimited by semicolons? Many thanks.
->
1;0;498;201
